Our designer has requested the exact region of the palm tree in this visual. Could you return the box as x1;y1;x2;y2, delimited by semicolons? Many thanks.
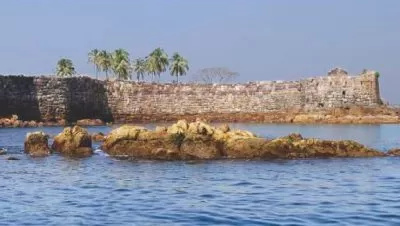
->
88;49;100;79
112;49;130;80
132;58;147;82
147;48;169;82
56;58;76;77
145;56;157;82
98;50;112;80
169;53;189;83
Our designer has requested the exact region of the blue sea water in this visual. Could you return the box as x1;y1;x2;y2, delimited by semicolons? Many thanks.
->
0;124;399;225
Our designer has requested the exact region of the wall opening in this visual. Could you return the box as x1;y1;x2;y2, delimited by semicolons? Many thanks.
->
342;90;346;96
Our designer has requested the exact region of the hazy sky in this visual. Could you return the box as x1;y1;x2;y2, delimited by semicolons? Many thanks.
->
0;0;399;103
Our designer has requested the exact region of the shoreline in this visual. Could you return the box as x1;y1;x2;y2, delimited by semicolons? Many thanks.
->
1;107;399;128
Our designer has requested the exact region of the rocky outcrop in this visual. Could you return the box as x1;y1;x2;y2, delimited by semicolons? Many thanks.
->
101;120;384;160
52;126;93;157
0;115;39;128
101;125;179;160
77;119;105;126
0;115;70;128
387;149;400;156
260;133;383;159
24;132;51;157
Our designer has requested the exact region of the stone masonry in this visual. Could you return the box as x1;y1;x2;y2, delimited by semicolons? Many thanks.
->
0;69;382;122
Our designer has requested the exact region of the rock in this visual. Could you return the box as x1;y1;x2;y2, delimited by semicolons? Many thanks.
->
101;120;385;161
11;114;18;122
57;119;67;126
0;149;7;155
387;148;400;156
260;136;384;159
180;134;222;159
187;121;215;135
155;126;167;133
12;120;22;128
91;132;105;142
7;156;20;160
77;119;104;126
281;133;303;142
102;125;179;159
223;137;269;159
219;124;230;133
151;148;180;160
28;120;38;127
52;126;93;157
24;132;51;157
167;119;189;134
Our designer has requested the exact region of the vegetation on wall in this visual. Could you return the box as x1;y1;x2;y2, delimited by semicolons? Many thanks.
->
56;58;76;77
57;48;193;83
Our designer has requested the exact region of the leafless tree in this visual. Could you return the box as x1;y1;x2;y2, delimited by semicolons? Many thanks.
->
193;67;239;84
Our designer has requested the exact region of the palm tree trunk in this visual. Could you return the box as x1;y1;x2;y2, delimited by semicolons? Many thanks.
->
105;70;108;80
94;65;97;79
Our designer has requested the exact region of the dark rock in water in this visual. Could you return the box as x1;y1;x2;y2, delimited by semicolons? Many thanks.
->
101;120;385;161
52;126;93;157
114;155;130;160
185;160;206;164
0;149;7;155
24;132;51;157
387;148;400;156
91;132;105;142
7;156;20;160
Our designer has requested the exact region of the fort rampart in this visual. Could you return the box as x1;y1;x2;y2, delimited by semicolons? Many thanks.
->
0;69;382;122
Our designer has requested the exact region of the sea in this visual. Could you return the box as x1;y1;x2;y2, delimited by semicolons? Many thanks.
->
0;124;399;225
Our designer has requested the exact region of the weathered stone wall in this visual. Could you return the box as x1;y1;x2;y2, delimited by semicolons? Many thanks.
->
0;72;381;122
106;73;381;121
0;76;41;120
0;76;112;122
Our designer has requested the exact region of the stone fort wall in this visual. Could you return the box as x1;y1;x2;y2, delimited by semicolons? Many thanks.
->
0;70;382;122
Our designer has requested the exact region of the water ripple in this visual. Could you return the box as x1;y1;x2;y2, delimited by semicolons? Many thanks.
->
1;125;400;225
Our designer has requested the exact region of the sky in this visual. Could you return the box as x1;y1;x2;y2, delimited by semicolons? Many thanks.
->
0;0;399;103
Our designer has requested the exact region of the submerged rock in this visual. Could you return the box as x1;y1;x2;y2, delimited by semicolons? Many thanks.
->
52;126;93;157
24;132;51;157
102;120;384;161
7;156;20;161
91;132;105;142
